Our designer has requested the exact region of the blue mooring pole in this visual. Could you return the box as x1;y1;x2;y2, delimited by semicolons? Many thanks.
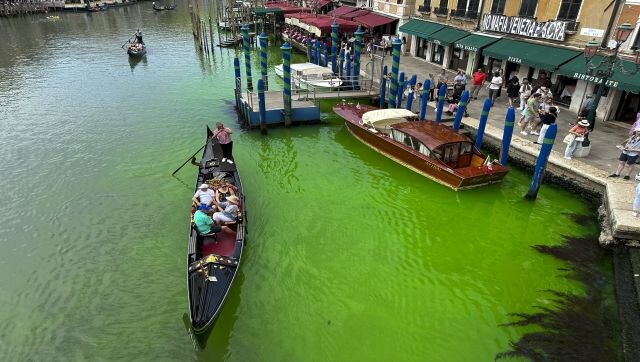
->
475;98;492;149
499;107;516;165
435;84;446;123
233;57;241;109
419;79;430;121
281;42;292;126
525;124;558;200
379;65;388;109
452;90;470;131
396;72;405;109
323;43;328;67
339;48;345;80
315;39;321;66
353;26;363;91
257;79;267;132
345;54;351;87
307;40;312;63
406;75;417;111
258;32;268;91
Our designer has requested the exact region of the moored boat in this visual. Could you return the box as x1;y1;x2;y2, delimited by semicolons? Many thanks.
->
333;103;509;190
187;126;246;335
152;2;176;11
275;62;343;90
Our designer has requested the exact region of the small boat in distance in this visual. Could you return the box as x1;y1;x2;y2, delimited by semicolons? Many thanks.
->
124;30;146;57
85;3;108;12
152;2;176;10
275;63;343;90
187;126;246;336
333;104;509;190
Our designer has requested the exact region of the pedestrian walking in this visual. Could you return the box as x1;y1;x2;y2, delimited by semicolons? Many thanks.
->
506;76;520;107
453;71;467;89
608;129;640;180
518;79;533;111
470;68;486;99
401;36;407;55
536;106;557;144
563;119;590;160
535;86;553;101
428;73;436;101
579;94;594;118
487;71;502;106
519;93;542;135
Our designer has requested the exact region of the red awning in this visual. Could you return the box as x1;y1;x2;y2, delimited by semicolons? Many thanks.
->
284;12;316;19
317;0;332;8
327;5;357;17
353;12;397;28
339;9;370;20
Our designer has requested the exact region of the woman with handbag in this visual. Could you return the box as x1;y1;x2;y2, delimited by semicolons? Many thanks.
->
608;129;640;179
563;119;590;160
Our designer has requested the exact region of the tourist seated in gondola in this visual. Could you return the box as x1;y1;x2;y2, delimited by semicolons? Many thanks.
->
192;183;215;207
212;195;239;225
214;182;236;209
193;204;221;235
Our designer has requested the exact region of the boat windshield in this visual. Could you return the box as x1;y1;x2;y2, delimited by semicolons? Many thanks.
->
391;129;431;157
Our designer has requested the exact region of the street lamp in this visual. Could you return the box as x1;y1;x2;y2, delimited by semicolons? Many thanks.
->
583;23;640;130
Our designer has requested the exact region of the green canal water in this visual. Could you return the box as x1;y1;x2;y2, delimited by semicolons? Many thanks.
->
0;3;618;361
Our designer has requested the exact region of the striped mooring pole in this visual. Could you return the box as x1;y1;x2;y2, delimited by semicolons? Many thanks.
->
379;65;388;109
315;39;321;66
353;26;363;90
452;90;470;131
419;79;430;121
331;22;339;74
258;32;268;91
345;53;352;86
396;72;405;109
323;43;328;68
475;98;492;149
339;48;345;79
499;107;516;165
387;38;402;109
525;123;558;200
281;42;292;126
241;24;252;91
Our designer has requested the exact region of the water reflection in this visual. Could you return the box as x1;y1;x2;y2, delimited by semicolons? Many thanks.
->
128;53;147;71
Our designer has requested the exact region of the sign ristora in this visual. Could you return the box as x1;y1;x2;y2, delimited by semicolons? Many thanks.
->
572;72;619;88
454;43;478;52
481;14;567;41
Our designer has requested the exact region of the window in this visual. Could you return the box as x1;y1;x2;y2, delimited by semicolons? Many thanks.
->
456;0;467;11
557;0;581;21
490;0;506;14
422;0;432;8
392;129;404;143
438;0;448;9
518;0;538;17
419;143;431;157
461;142;472;155
456;0;480;18
443;143;460;163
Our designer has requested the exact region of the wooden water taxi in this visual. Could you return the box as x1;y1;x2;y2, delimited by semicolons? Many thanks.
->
187;126;246;335
333;104;509;190
275;62;343;90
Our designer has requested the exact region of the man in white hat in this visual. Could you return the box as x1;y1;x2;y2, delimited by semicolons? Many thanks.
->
192;183;216;207
212;195;239;224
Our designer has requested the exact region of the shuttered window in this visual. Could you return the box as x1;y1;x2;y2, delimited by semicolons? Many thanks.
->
557;0;581;21
518;0;538;17
490;0;506;14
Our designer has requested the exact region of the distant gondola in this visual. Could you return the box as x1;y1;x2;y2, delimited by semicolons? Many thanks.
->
127;43;146;57
186;126;246;336
85;3;108;12
152;2;176;11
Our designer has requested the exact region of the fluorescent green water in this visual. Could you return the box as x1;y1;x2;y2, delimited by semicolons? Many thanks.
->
0;3;609;361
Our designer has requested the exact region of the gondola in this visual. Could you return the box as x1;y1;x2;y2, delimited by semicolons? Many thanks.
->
152;2;176;11
86;3;108;12
187;126;246;336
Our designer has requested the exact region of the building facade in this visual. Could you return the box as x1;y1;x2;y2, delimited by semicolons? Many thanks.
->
398;0;640;125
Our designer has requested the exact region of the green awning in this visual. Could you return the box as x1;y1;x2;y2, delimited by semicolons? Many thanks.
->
254;7;282;15
428;27;470;46
557;55;640;93
482;38;581;71
399;19;444;39
453;34;500;52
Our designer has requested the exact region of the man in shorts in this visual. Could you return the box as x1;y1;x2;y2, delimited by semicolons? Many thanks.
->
609;129;640;180
519;93;542;136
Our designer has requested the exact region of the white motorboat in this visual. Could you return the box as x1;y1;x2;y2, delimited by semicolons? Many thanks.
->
275;63;343;90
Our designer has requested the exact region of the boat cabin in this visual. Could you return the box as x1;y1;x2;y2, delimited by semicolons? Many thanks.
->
291;63;335;81
362;109;483;170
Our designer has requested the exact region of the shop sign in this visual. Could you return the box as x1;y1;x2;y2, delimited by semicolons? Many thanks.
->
580;28;605;37
507;56;522;64
481;14;567;41
454;43;478;52
572;72;619;88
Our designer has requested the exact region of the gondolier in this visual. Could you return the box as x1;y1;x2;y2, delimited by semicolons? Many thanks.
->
212;122;233;164
134;29;144;44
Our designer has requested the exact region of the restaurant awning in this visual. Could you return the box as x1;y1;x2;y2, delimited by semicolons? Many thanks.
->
399;18;444;39
339;9;370;20
428;27;470;46
556;55;640;93
354;12;396;29
317;0;332;8
453;34;499;52
482;38;581;71
327;6;357;17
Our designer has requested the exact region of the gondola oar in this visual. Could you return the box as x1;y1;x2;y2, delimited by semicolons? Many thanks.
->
172;143;206;175
121;34;136;49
